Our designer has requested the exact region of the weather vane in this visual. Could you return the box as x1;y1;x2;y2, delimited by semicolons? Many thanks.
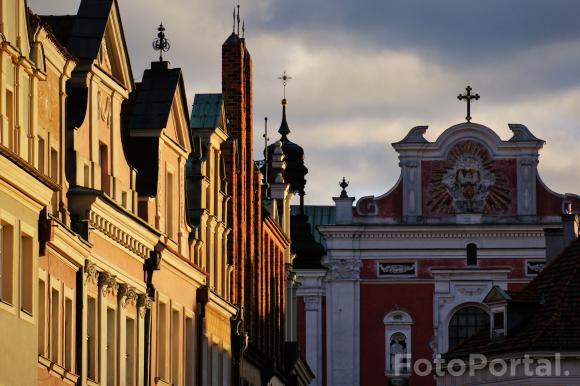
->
152;23;170;62
457;85;480;122
277;71;292;99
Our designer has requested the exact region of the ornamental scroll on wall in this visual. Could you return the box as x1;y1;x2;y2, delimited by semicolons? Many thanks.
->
425;141;513;215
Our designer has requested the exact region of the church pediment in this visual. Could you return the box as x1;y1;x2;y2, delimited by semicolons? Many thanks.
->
354;121;580;221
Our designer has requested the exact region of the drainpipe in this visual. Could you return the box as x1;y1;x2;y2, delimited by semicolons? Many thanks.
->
144;246;163;386
196;285;209;386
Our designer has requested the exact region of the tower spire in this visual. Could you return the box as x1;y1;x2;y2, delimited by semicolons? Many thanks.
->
277;71;292;138
232;7;236;33
236;3;241;35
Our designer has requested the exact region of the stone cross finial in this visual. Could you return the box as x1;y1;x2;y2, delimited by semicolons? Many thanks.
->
339;177;349;198
457;85;480;122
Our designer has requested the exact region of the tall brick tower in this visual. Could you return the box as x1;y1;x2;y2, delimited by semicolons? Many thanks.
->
222;22;257;304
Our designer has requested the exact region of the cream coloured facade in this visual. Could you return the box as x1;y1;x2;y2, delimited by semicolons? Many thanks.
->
0;1;311;386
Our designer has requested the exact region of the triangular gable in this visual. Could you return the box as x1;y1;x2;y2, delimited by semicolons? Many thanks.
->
483;286;511;304
164;76;191;152
68;0;134;91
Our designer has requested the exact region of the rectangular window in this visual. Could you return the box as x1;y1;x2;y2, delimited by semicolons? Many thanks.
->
126;317;136;386
38;136;45;174
38;278;46;355
99;143;109;194
121;191;128;209
172;309;181;383
84;164;90;187
107;307;117;386
20;234;33;314
222;351;230;386
87;296;98;380
50;287;60;363
50;148;58;182
212;344;219;386
6;90;15;151
185;316;195;386
158;301;167;379
0;223;14;304
166;172;174;238
64;297;73;370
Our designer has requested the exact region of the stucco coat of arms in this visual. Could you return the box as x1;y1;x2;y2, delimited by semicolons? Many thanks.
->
426;141;512;214
441;153;496;212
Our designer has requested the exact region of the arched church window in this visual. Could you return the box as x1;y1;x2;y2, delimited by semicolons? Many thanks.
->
384;310;413;375
466;243;477;266
448;306;488;350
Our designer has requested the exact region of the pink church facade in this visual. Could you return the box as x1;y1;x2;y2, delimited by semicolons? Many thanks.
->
295;121;580;386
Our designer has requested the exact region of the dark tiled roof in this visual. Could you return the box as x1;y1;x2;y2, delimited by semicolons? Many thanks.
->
190;94;224;130
445;237;580;358
38;15;75;48
291;214;326;270
124;62;189;197
127;62;186;130
66;0;113;60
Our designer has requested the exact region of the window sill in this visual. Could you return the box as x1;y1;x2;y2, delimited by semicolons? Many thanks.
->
38;355;79;385
155;377;173;386
0;299;16;315
87;379;100;386
19;308;34;324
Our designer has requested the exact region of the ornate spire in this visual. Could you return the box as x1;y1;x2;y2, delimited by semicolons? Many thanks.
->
152;23;170;62
339;177;349;198
277;71;292;138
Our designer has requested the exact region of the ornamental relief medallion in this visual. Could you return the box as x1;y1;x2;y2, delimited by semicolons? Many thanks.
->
324;258;361;280
425;141;512;215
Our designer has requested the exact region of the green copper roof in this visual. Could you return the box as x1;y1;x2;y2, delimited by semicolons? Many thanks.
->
190;93;223;129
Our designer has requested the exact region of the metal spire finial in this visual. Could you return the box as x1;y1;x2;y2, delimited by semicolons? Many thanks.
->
339;177;349;198
457;85;480;122
242;19;245;38
152;23;170;62
236;3;241;35
232;7;236;33
277;71;292;99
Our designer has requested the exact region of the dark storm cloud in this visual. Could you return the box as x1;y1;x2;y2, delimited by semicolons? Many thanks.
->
257;0;580;62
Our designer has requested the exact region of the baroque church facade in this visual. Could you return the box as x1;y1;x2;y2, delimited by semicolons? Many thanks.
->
0;1;312;386
295;119;580;386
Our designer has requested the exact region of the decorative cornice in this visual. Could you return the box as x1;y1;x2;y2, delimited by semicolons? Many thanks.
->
323;230;545;240
88;210;150;259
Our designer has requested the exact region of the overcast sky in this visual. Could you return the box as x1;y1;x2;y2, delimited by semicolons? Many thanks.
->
29;0;580;205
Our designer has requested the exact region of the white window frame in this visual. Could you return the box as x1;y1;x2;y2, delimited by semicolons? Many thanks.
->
383;310;413;376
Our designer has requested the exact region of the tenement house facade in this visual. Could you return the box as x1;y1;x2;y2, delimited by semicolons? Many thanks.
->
0;1;312;385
